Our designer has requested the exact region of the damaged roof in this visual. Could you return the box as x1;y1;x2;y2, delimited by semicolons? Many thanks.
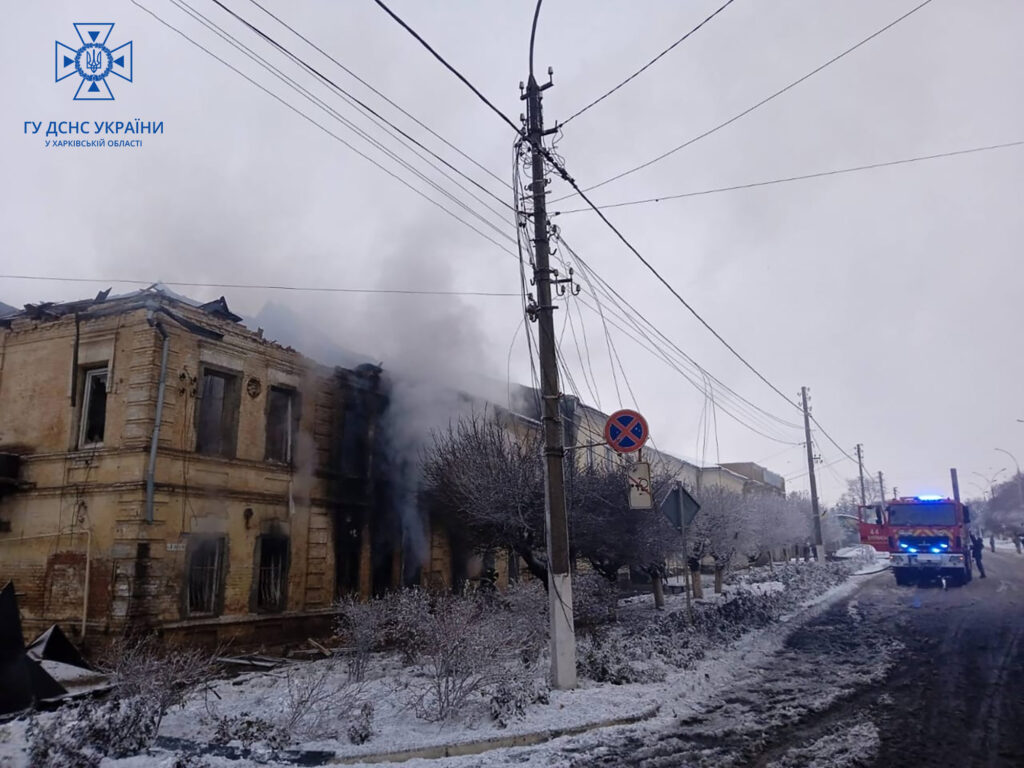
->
0;283;242;326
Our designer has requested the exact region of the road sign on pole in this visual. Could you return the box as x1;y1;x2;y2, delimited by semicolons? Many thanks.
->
605;409;649;454
628;461;652;509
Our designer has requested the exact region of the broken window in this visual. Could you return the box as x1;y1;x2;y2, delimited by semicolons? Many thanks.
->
78;368;108;447
256;536;289;612
265;387;298;464
187;537;225;616
196;368;240;457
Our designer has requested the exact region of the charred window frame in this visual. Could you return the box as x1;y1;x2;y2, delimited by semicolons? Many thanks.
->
195;367;241;457
186;537;226;616
78;367;109;448
255;535;289;612
265;387;299;464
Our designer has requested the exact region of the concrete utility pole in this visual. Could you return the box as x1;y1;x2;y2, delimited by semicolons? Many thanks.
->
800;386;824;560
855;443;867;505
523;62;576;690
878;471;886;503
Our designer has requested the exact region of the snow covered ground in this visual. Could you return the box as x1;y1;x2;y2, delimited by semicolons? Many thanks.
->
0;561;872;768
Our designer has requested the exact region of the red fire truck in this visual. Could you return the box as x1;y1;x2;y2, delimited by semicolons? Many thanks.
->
858;495;974;587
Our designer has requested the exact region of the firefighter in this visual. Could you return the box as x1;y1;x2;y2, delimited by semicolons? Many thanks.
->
970;533;986;579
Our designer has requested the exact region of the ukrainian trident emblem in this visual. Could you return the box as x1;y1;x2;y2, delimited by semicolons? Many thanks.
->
56;24;133;101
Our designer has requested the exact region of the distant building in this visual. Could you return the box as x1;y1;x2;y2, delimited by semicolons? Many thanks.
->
717;462;787;496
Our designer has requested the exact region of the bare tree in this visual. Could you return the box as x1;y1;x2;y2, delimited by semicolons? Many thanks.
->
421;411;549;581
423;412;684;589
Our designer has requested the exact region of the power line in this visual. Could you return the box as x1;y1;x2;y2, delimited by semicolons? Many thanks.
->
371;0;520;133
554;139;1024;214
246;0;509;189
559;235;803;432
553;0;935;201
547;156;802;417
554;230;805;440
129;0;519;260
171;0;513;236
210;0;514;214
0;274;520;297
561;0;737;126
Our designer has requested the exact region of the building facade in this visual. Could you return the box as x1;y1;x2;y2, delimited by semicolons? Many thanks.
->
0;287;387;649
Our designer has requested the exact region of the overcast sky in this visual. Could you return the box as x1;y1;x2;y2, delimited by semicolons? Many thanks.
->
4;0;1023;503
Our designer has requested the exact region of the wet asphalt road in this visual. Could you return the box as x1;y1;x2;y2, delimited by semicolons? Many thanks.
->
556;551;1024;768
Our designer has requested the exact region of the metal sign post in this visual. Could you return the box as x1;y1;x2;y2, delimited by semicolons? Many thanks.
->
628;461;652;509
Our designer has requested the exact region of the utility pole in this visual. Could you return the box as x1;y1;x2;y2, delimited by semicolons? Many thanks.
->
523;67;576;690
800;386;823;560
855;443;866;505
878;471;886;503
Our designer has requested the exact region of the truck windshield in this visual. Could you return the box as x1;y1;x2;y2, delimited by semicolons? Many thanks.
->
888;502;957;526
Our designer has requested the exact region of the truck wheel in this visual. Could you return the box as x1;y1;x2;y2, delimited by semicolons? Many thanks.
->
893;568;914;586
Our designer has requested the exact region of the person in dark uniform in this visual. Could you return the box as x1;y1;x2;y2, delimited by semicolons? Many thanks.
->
970;534;986;579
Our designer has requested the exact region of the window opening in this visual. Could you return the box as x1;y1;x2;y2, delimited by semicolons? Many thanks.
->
257;536;288;611
196;369;240;457
265;387;297;463
79;368;108;447
187;538;225;615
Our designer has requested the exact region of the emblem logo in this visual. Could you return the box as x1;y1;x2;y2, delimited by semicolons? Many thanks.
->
56;24;133;101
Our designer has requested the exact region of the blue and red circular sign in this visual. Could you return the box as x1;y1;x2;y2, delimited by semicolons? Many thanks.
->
604;409;649;454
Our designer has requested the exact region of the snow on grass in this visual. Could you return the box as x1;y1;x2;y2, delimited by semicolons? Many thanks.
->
0;561;874;767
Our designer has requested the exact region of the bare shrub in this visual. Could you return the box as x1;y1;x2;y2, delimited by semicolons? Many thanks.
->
210;714;289;750
27;697;162;767
378;588;433;663
489;663;549;728
105;635;217;733
389;590;544;722
347;702;375;745
573;572;619;628
336;595;388;681
576;633;659;685
28;636;217;766
281;659;370;740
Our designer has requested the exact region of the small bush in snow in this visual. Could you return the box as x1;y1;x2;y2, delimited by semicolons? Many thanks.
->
488;664;549;728
210;714;289;750
395;590;545;722
573;572;619;628
106;635;217;732
336;595;388;681
577;634;657;685
347;702;375;745
27;638;216;766
27;696;161;767
378;588;433;663
282;659;370;740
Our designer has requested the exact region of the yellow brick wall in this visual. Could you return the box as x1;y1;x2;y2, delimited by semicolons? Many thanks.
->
0;302;355;645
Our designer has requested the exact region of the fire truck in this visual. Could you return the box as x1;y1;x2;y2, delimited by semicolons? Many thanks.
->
858;495;974;587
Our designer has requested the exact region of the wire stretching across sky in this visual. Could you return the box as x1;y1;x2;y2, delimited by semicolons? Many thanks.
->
245;0;508;189
369;0;857;457
553;140;1024;214
128;0;519;262
552;0;936;201
169;0;513;238
560;0;737;126
0;275;521;297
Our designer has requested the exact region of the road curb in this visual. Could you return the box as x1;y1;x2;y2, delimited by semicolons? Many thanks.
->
330;705;661;765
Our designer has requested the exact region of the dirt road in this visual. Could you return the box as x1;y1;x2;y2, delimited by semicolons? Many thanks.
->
548;551;1024;768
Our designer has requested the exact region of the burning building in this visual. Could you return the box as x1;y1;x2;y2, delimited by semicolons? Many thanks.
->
0;285;398;649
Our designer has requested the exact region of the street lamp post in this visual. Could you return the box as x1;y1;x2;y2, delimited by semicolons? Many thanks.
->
994;448;1023;510
973;468;1006;502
